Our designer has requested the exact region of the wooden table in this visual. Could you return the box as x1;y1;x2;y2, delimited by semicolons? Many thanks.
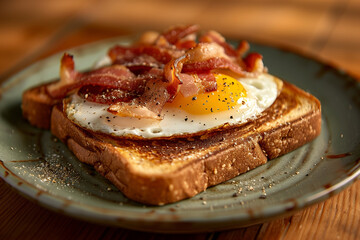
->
1;0;359;239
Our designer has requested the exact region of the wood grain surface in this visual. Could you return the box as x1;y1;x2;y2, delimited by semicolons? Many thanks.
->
1;0;359;239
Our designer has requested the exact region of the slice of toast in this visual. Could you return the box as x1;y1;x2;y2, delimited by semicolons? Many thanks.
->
22;79;321;205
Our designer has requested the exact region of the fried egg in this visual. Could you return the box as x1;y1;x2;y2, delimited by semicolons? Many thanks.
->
65;73;282;138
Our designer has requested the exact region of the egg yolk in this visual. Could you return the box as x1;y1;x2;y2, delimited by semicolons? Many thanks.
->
168;73;247;115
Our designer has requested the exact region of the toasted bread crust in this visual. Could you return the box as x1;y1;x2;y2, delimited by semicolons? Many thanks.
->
23;81;321;205
21;83;59;129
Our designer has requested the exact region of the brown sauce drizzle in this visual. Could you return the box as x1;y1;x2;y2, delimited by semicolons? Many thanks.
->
285;198;298;212
145;210;156;215
326;152;352;159
323;183;336;197
10;158;43;163
247;208;255;218
0;160;13;177
36;190;43;197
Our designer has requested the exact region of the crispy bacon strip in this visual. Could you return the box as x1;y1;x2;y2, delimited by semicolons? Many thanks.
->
199;30;238;58
47;54;146;99
108;25;199;70
178;71;216;98
79;66;140;91
200;31;255;69
164;43;253;98
200;31;252;58
177;73;198;97
182;43;264;75
182;57;245;75
163;54;189;98
47;53;78;97
108;79;169;119
78;86;138;104
163;43;220;98
175;39;197;50
137;31;160;45
164;43;225;87
108;45;174;66
197;71;217;92
244;52;264;72
236;40;250;57
161;24;199;45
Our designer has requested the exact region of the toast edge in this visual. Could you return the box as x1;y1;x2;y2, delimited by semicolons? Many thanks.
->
21;83;59;129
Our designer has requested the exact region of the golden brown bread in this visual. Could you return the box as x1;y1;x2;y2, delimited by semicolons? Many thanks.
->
22;82;59;129
22;80;321;205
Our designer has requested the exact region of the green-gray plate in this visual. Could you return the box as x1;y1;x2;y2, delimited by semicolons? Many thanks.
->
0;38;359;233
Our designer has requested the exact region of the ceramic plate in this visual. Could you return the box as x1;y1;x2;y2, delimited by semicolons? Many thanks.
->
0;38;359;233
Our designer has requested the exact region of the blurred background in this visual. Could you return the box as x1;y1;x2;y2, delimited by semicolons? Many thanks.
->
1;0;359;81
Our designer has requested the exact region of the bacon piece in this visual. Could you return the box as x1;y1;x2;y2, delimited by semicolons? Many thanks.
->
163;43;228;98
108;45;131;62
181;43;260;77
108;79;169;119
164;42;259;99
236;40;250;57
50;66;142;98
78;86;138;104
163;54;189;98
161;24;199;45
47;55;146;99
164;43;225;88
177;73;198;97
176;43;250;75
108;45;177;68
117;55;163;75
80;67;164;106
59;53;77;82
79;65;140;90
137;31;160;45
244;52;264;72
185;43;229;62
47;53;78;97
182;57;245;75
199;30;238;58
107;25;199;74
178;71;217;98
164;43;227;98
200;31;254;69
197;71;217;92
175;39;197;50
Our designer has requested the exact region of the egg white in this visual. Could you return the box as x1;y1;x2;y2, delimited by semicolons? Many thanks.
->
65;73;280;138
